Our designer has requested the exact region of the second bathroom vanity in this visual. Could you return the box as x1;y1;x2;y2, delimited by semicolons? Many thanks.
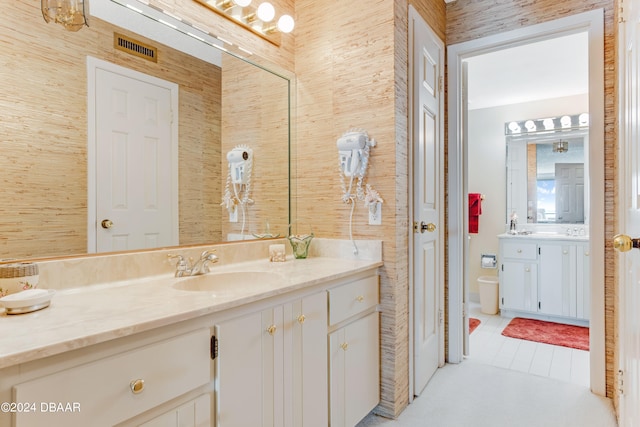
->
498;232;590;325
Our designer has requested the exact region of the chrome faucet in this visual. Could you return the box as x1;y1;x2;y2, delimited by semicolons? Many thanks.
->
168;250;218;277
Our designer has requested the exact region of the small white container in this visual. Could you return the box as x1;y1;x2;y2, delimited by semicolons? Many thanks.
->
0;263;39;297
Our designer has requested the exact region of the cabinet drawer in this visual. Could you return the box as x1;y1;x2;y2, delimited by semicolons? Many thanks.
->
13;328;211;427
501;241;537;260
329;275;378;325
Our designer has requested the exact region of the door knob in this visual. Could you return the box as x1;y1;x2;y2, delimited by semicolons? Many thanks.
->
613;234;640;252
101;219;114;229
418;222;436;233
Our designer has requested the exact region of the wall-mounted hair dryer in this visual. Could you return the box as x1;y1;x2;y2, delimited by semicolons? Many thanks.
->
337;131;376;178
336;129;382;255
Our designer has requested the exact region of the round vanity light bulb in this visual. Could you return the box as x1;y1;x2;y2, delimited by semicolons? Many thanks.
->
579;113;589;126
524;120;536;132
277;14;295;33
256;2;275;22
233;0;252;7
560;115;572;128
508;121;520;133
542;118;554;130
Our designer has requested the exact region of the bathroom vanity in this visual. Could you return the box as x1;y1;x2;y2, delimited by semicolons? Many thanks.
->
0;239;382;427
498;233;590;325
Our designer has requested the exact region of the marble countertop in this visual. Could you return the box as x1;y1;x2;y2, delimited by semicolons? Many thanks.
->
498;232;589;242
0;256;382;370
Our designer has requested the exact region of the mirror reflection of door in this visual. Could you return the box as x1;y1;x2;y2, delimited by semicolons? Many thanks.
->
555;162;585;223
91;59;179;252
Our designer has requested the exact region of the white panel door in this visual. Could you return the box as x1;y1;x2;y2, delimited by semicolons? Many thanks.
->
617;0;640;424
409;6;444;395
93;62;177;252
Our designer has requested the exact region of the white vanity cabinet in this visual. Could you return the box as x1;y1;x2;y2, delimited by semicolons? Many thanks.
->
12;328;212;427
499;235;590;322
328;275;380;427
214;291;328;427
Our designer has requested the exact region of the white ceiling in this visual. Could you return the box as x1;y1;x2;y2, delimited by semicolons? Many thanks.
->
465;31;589;110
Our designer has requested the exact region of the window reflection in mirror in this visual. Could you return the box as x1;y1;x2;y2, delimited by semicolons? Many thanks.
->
506;127;588;225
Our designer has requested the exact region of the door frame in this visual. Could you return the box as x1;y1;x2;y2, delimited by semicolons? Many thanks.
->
86;56;179;253
408;5;446;400
447;10;605;395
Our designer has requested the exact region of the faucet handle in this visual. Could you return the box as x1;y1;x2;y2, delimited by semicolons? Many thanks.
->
200;249;217;258
167;254;189;277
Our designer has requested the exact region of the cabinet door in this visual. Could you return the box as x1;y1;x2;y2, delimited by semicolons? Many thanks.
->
288;292;328;427
500;261;537;312
215;292;328;427
139;393;211;427
538;243;577;317
215;311;264;427
329;312;379;427
576;242;591;320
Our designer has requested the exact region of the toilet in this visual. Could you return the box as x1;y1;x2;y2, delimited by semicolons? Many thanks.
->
477;275;499;314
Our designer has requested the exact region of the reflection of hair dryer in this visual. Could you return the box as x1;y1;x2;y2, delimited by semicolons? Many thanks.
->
337;131;376;177
227;148;251;184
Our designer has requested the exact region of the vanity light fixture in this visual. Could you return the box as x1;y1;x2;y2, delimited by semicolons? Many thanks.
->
41;0;88;32
504;113;590;136
552;140;569;153
196;0;294;46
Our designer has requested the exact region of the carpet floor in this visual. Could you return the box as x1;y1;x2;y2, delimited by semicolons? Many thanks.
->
501;317;589;351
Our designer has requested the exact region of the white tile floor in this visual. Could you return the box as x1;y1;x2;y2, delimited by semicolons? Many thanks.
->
467;303;590;388
358;304;617;427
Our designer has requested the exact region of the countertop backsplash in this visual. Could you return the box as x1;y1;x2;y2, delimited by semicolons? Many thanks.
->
32;238;382;291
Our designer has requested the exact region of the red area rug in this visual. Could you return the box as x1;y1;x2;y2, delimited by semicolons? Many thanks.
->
501;317;589;351
469;318;481;334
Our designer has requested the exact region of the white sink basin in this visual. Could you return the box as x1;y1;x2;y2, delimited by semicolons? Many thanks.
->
172;271;283;295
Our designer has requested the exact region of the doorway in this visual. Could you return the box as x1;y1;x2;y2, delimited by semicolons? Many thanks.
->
447;10;605;394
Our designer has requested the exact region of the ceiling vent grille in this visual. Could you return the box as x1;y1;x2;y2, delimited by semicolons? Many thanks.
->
114;33;158;63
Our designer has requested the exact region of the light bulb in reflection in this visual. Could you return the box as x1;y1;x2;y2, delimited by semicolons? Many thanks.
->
543;118;554;130
560;115;572;128
257;2;275;22
277;14;295;33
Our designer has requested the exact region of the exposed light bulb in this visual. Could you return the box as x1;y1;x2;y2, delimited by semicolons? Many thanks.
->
560;115;572;128
256;2;275;22
277;14;295;33
508;122;521;133
579;113;589;126
524;120;536;132
542;118;554;130
233;0;252;6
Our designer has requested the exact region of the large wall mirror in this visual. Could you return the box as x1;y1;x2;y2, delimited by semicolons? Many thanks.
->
0;0;291;260
506;114;589;225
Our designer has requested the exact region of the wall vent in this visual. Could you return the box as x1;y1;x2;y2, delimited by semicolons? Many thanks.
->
114;33;158;63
